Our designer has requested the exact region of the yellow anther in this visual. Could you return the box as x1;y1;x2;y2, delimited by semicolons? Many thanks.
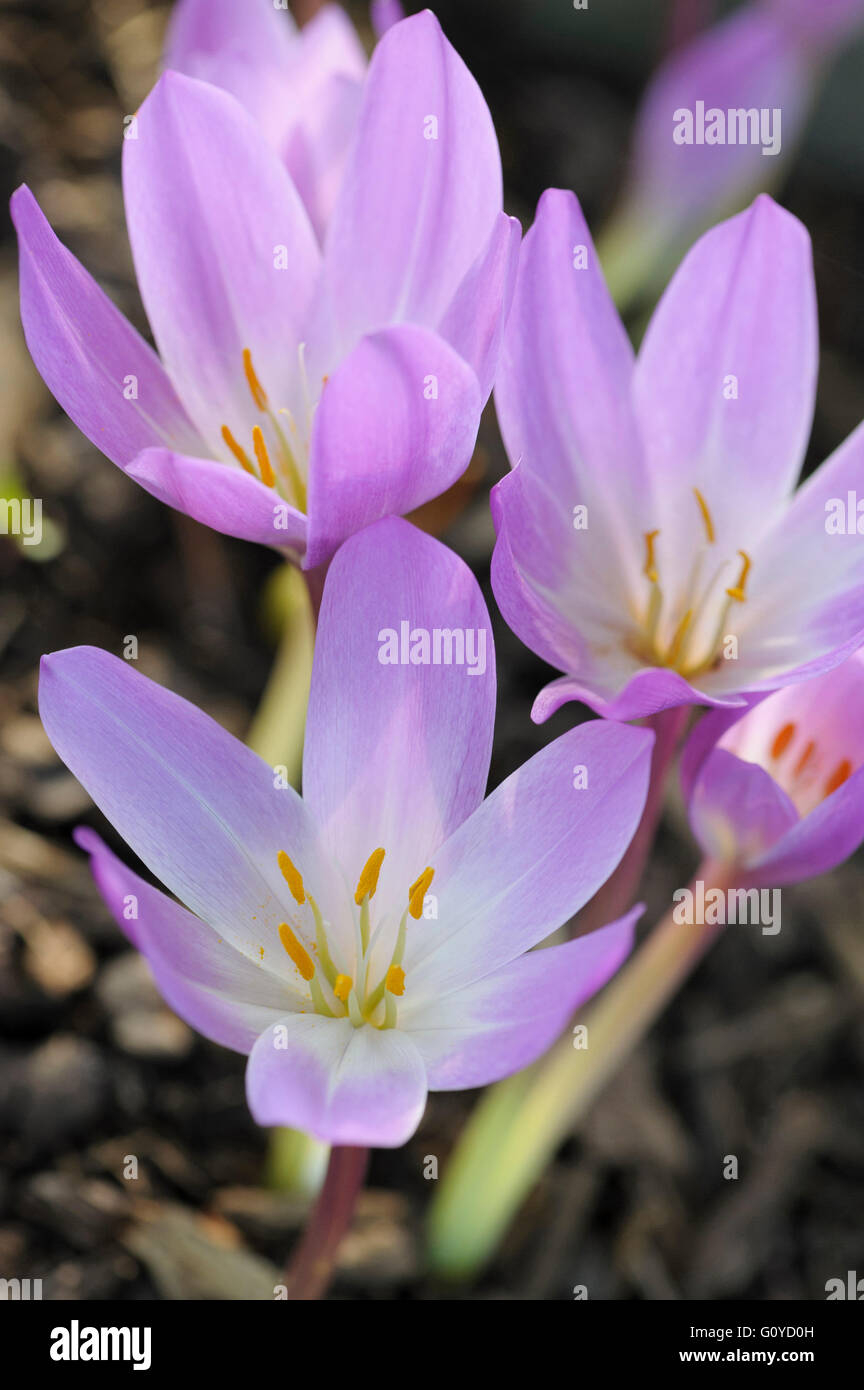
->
643;529;660;584
825;758;852;798
385;965;405;997
277;850;305;904
693;488;715;544
221;424;256;475
333;973;353;1002
243;347;268;411
725;550;752;602
278;922;314;980
252;425;276;487
408;867;434;920
354;847;386;905
771;723;796;760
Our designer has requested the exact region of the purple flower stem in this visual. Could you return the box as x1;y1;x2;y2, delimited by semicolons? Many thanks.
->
282;1145;370;1300
575;704;690;939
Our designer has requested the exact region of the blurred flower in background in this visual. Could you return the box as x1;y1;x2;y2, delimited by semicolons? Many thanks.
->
599;0;864;306
164;0;404;240
682;648;864;883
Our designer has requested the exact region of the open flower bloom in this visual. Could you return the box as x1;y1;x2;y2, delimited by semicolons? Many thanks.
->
38;519;652;1147
164;0;403;240
492;189;864;725
603;0;864;305
680;649;864;886
13;11;518;571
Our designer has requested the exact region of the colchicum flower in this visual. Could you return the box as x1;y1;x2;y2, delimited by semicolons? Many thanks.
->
164;0;403;241
13;12;518;571
680;649;864;885
38;519;652;1146
492;189;864;724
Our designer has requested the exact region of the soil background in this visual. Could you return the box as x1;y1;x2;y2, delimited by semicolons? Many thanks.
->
1;0;863;1300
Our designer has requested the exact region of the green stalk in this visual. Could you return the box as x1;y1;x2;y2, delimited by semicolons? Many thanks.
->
246;562;327;1195
427;860;730;1280
245;563;315;784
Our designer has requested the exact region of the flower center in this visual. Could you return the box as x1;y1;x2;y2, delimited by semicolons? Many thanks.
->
271;847;434;1029
765;720;853;816
628;489;752;680
219;346;327;513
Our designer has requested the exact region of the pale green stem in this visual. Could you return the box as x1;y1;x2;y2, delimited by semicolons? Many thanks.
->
427;860;731;1280
247;563;327;1196
245;564;315;783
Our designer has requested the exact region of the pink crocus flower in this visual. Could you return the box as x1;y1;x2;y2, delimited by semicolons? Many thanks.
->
491;189;864;724
38;519;652;1146
164;0;404;241
12;12;518;572
680;649;864;885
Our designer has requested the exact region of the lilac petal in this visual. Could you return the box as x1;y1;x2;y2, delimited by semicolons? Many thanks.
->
39;647;344;968
679;698;767;805
304;324;481;570
634;196;817;552
406;720;653;998
164;0;298;69
489;190;657;710
303;517;495;908
748;764;864;885
127;448;306;556
320;10;502;349
490;469;591;680
531;669;745;726
371;0;404;38
727;421;864;691
403;908;640;1090
438;211;521;402
246;1015;427;1146
10;185;204;467
688;748;798;866
123;72;320;454
283;71;363;243
75;829;296;1053
495;188;646;518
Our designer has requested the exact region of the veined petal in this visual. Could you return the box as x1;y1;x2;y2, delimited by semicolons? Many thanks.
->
403;909;640;1090
283;72;363;243
406;720;653;998
10;185;204;467
128;448;307;557
123;72;320;455
722;420;864;691
303;517;495;908
304;324;481;570
39;648;345;970
437;211;521;402
496;188;647;534
76;828;297;1053
246;1015;427;1146
320;10;502;351
748;763;864;885
634;196;818;559
531;668;745;726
